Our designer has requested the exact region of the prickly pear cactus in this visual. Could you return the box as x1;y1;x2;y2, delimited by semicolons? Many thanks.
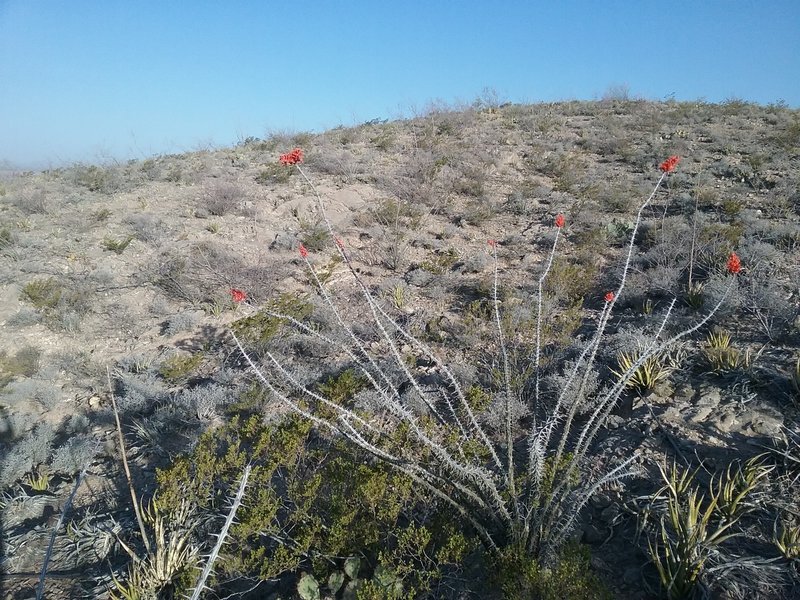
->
327;571;345;595
343;557;360;580
297;573;320;600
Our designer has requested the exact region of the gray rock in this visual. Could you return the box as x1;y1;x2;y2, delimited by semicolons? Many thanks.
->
590;493;612;510
740;410;783;437
710;410;737;433
599;505;619;523
686;406;714;423
582;523;606;544
695;386;722;408
623;566;641;585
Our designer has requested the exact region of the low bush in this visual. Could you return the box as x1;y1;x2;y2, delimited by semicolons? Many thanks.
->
155;412;469;595
0;345;40;388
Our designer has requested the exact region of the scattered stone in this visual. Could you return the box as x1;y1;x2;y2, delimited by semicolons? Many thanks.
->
623;566;641;585
599;505;619;523
582;523;606;544
686;406;714;423
740;410;783;437
672;384;694;404
88;395;102;408
102;438;117;458
605;415;625;429
590;494;612;510
695;385;722;409
710;410;737;433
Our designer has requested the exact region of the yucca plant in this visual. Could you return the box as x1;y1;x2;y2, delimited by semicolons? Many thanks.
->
710;455;772;522
110;498;199;600
611;344;674;395
106;371;199;600
648;463;741;600
773;517;800;561
684;281;705;310
103;235;134;255
24;468;50;492
702;328;748;374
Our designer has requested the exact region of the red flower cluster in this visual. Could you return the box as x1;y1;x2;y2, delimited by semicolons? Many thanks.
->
335;237;345;250
555;214;565;228
487;239;497;248
726;252;741;274
229;288;247;303
659;155;680;173
299;243;309;258
279;148;304;165
604;291;615;303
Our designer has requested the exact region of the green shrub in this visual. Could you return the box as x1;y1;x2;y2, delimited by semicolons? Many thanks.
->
73;163;117;192
154;413;467;591
0;345;41;389
91;207;113;222
0;227;13;251
103;235;134;254
317;369;367;407
420;248;459;274
159;353;204;384
21;277;91;331
300;222;330;252
230;293;313;344
494;543;612;600
544;258;598;303
22;277;65;310
370;129;395;151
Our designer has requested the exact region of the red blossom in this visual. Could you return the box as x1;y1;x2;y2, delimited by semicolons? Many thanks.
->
299;243;309;258
604;291;615;303
279;148;304;165
229;288;247;303
554;214;565;228
726;252;741;274
335;237;345;250
487;239;497;248
659;155;680;173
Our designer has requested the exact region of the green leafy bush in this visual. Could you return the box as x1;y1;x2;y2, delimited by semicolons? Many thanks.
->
0;345;40;389
255;163;294;185
155;413;468;593
159;353;204;384
22;277;66;310
230;293;313;344
494;543;612;600
103;235;134;254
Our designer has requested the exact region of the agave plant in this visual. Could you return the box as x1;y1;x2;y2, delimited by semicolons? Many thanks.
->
612;343;674;395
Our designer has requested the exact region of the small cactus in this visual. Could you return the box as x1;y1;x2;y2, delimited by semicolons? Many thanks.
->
327;571;345;595
343;557;360;580
297;573;320;600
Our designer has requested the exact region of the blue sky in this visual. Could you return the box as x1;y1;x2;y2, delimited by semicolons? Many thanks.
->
1;1;798;169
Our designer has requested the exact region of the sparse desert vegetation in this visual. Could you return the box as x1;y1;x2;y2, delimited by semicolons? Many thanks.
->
1;99;799;599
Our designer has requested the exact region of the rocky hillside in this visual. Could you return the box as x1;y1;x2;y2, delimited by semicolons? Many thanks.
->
1;99;798;599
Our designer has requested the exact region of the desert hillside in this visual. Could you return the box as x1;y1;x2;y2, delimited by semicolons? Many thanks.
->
1;99;799;599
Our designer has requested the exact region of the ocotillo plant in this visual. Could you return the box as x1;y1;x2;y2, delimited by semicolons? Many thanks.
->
231;150;740;562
